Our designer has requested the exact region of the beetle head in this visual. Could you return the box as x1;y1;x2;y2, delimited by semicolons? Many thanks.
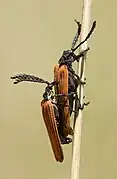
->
58;50;76;66
43;82;55;100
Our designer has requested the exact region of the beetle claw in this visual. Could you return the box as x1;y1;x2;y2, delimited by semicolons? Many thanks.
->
84;101;90;106
80;80;86;85
60;136;72;145
80;77;86;85
80;47;90;57
78;101;90;110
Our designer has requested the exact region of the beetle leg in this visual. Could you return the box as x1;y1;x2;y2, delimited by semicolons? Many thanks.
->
70;69;86;85
74;94;90;110
80;80;86;85
80;101;90;110
84;101;90;106
75;47;90;62
75;73;86;85
79;76;87;85
60;135;72;145
80;47;90;56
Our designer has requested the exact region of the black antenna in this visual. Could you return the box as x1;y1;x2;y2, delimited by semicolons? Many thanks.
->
72;21;96;52
71;19;81;49
11;74;50;85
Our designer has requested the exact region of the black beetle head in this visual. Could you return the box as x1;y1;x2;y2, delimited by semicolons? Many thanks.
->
58;50;76;66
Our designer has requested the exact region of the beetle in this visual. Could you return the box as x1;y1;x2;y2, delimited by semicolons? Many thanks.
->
53;20;96;141
11;73;78;162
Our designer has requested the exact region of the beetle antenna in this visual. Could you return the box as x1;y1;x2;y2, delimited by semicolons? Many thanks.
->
72;20;96;52
71;19;81;50
11;73;50;85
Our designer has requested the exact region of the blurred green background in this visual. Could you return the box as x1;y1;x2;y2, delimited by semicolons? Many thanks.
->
0;0;117;179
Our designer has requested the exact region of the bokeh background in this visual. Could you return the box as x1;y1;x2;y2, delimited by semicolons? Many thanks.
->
0;0;117;179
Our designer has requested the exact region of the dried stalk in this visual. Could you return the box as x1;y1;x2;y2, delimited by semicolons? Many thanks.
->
71;0;92;179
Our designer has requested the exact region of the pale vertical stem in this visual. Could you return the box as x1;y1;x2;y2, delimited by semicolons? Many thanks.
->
70;0;92;179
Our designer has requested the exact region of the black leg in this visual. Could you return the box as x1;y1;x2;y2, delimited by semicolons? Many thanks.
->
60;135;72;145
79;101;90;110
75;47;90;62
68;67;86;86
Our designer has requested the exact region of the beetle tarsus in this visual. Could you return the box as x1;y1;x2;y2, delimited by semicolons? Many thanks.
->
80;80;86;85
79;106;84;110
76;47;90;62
60;136;72;145
84;77;86;81
80;47;90;56
84;101;90;106
80;101;90;110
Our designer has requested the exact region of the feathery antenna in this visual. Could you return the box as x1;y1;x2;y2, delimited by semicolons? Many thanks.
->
71;20;81;49
11;74;50;85
72;20;96;52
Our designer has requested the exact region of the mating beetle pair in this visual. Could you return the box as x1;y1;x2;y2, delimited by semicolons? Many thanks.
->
11;19;96;163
